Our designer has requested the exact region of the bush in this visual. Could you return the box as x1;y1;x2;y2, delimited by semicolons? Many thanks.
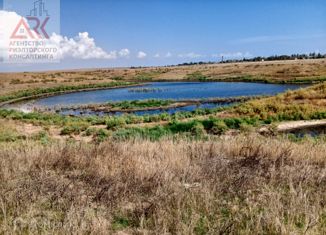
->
108;99;172;109
95;129;110;142
186;71;208;81
33;130;50;144
159;113;172;122
113;126;170;141
169;121;196;133
84;127;97;136
60;123;89;135
211;120;228;135
191;122;206;136
106;118;126;130
239;123;254;133
125;115;143;124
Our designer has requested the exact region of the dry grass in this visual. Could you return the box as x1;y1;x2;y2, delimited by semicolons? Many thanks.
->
228;82;326;120
1;135;326;234
1;59;326;96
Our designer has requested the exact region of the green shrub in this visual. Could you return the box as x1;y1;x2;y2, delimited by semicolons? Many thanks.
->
84;127;97;136
186;71;208;81
108;99;172;109
125;115;144;124
60;123;89;135
106;118;126;130
159;113;172;122
112;216;130;231
211;120;228;135
191;122;206;136
111;76;123;81
33;130;50;144
95;129;110;142
0;129;22;142
239;123;254;133
113;126;170;141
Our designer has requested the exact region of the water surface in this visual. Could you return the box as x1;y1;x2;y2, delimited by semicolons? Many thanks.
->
31;82;306;107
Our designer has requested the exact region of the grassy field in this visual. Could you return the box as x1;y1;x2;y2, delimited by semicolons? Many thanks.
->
1;82;325;141
228;82;326;121
1;59;326;96
1;60;326;234
2;135;326;234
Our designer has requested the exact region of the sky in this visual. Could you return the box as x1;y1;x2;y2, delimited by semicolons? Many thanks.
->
0;0;326;72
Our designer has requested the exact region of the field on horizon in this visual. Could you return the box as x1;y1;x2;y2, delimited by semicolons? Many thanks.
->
1;59;326;95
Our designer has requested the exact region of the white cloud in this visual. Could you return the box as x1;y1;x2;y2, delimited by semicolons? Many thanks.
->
118;48;130;58
0;11;28;38
178;52;204;59
0;11;29;53
154;53;160;58
49;32;120;59
0;10;50;61
165;52;172;58
51;34;133;60
0;10;131;60
212;52;252;59
137;51;147;59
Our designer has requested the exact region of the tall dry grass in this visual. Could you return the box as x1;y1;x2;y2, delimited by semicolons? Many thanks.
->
1;135;326;234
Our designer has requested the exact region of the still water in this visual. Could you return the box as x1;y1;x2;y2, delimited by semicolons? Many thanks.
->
31;82;305;107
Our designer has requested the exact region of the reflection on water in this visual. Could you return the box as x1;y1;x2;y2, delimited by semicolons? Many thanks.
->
30;82;306;107
8;82;307;116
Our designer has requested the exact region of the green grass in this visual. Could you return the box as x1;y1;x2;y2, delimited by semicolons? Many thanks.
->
134;72;158;81
290;76;326;84
2;82;326;140
228;82;326;122
5;100;326;140
107;99;173;109
0;127;24;142
233;101;326;123
186;71;208;81
112;117;260;140
225;75;270;83
60;123;89;135
112;216;131;231
2;97;326;140
0;106;229;130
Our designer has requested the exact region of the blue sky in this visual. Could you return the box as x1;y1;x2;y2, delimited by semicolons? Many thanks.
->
1;0;326;71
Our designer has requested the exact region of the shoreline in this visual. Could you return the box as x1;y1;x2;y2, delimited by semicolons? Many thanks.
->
31;97;257;115
0;80;307;109
0;83;145;108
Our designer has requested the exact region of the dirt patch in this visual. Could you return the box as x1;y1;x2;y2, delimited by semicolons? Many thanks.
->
277;120;326;132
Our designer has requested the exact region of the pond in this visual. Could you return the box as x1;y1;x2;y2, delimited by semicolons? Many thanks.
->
10;82;307;116
31;82;305;106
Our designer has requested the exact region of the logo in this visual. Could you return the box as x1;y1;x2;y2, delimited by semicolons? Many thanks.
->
11;0;50;39
2;0;60;63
